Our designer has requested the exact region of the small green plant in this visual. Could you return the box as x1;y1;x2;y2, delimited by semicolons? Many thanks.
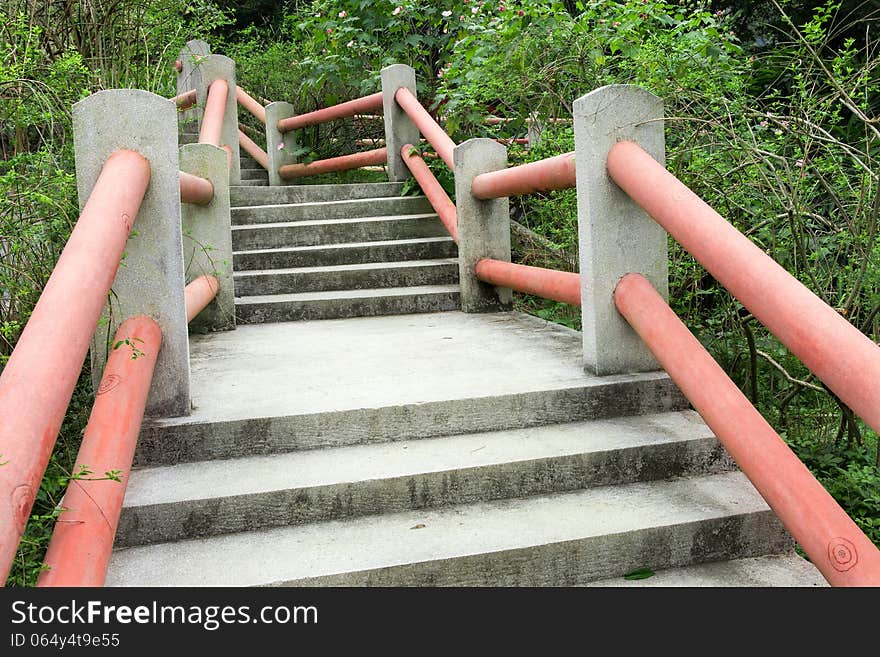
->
112;336;146;360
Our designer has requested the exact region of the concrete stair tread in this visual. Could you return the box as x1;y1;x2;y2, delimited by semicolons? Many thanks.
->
105;471;780;586
239;180;268;186
231;213;439;232
123;411;716;507
233;236;454;257
233;259;459;278
235;284;460;304
232;195;428;213
229;182;406;206
585;553;826;587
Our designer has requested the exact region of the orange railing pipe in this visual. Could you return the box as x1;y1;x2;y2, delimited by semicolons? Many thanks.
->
185;275;220;322
471;152;575;200
0;149;149;584
236;85;266;124
199;78;229;147
238;128;269;170
173;60;183;73
37;316;162;587
614;273;880;586
279;147;387;180
608;140;880;437
475;259;581;306
277;92;383;133
395;88;456;170
171;89;196;110
179;171;214;205
401;144;457;242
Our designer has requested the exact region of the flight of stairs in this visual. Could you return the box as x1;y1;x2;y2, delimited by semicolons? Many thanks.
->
230;153;460;322
114;144;824;586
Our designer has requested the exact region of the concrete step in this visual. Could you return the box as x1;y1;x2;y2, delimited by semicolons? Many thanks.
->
231;214;448;250
106;471;791;586
238;179;268;187
240;168;268;181
235;284;461;323
232;196;433;225
230;182;406;207
179;133;199;145
584;553;826;587
134;312;687;466
233;236;458;270
117;411;730;547
233;259;459;296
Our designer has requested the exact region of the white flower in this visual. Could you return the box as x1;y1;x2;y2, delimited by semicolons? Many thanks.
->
392;6;402;15
442;10;452;17
338;10;347;18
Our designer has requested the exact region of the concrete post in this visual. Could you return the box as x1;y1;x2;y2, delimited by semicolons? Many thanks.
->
176;39;211;132
526;112;544;149
179;143;235;333
195;54;241;185
380;64;420;182
573;84;667;375
453;138;512;313
72;89;191;417
264;102;298;187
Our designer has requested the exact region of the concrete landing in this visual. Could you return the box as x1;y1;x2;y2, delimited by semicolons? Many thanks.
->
180;311;680;423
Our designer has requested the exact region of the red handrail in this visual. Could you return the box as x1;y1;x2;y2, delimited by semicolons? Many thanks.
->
0;149;150;584
475;259;580;306
277;92;383;133
471;152;575;200
179;171;214;205
185;275;220;322
171;89;196;110
279;147;387;180
401;144;458;242
615;273;880;586
36;316;162;587
238;128;269;170
608;140;880;437
199;79;229;147
236;85;266;124
395;88;456;170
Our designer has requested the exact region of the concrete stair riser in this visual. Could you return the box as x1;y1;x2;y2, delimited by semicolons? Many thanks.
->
235;286;461;323
233;237;458;270
232;196;433;225
231;215;448;250
238;179;268;186
134;374;688;466
230;182;406;206
118;420;732;546
240;168;268;181
233;260;459;296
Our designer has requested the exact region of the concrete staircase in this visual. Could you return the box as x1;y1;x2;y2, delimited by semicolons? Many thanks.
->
105;223;826;585
229;164;460;323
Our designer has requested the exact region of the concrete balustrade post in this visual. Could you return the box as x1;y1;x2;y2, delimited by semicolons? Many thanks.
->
573;84;667;375
73;90;191;417
453;138;512;312
176;39;211;132
179;143;235;333
264;102;298;186
380;64;419;182
195;54;241;184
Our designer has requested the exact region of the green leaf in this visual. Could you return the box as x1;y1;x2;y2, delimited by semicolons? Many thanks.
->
623;567;655;580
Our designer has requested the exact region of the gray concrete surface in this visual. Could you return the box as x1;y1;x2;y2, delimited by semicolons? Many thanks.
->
134;311;686;465
179;143;235;333
574;84;668;375
231;196;432;224
264;101;298;186
233;259;459;296
194;55;241;185
586;552;826;587
231;214;447;250
232;236;458;270
240;168;268;181
176;39;211;130
105;471;789;586
381;64;420;182
230;182;406;207
453;138;512;312
73;89;191;417
235;284;460;323
117;411;730;546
